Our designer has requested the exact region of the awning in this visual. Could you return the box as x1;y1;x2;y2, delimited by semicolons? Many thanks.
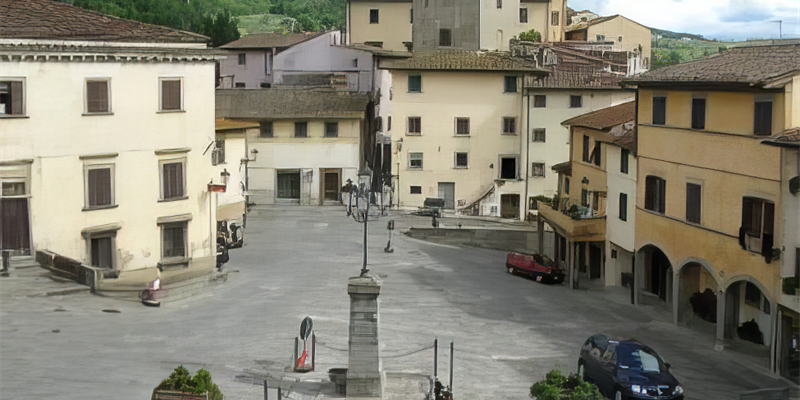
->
217;201;245;221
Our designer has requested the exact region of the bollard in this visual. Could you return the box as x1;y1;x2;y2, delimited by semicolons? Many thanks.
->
1;250;10;273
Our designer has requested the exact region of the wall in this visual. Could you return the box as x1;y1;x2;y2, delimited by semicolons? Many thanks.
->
606;145;637;252
1;58;217;274
219;49;270;89
412;0;480;51
587;16;651;64
348;1;413;51
213;130;249;220
479;0;547;51
525;90;633;206
247;119;361;205
385;70;524;215
273;32;375;92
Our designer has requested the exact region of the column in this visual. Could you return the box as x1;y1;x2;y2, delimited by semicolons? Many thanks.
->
347;276;382;399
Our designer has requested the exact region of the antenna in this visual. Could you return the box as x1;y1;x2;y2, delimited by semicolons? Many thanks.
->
769;20;782;39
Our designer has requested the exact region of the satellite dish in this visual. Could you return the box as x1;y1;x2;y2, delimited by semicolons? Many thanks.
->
299;316;313;340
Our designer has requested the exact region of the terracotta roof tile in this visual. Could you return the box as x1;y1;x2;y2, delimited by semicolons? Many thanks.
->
379;50;548;73
562;101;635;130
219;32;325;49
0;0;208;43
623;44;800;86
216;89;369;119
216;119;260;131
761;127;800;148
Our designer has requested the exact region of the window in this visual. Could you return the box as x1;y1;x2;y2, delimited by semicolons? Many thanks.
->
619;193;628;221
160;160;186;201
369;9;379;24
592;142;601;166
160;78;182;111
90;234;114;269
564;177;570;195
581;188;589;207
85;165;114;209
532;128;546;142
408;74;422;93
0;79;24;116
497;0;501;9
409;152;423;169
570;95;582;108
500;157;517;179
620;149;629;174
691;97;706;129
260;121;273;137
238;53;246;65
212;139;225;165
388;116;392;131
161;222;187;260
408;117;421;135
741;197;774;253
644;176;666;214
504;76;518;93
686;182;702;224
294;121;308;138
439;29;452;47
519;8;528;23
235;82;246;88
596;34;606;41
652;96;666;125
410;8;413;23
455;117;470;135
86;79;110;114
2;182;25;196
533;95;546;108
582;135;591;162
455;152;468;168
502;117;517;134
551;11;560;25
529;197;538;211
410;186;422;194
618;36;623;42
754;99;773;136
325;122;339;137
532;162;545;177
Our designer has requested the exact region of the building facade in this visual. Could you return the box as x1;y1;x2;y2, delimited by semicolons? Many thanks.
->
564;15;651;70
0;0;221;285
347;0;413;51
215;89;369;206
214;119;258;223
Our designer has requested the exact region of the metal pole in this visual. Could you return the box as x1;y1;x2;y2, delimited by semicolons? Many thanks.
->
264;380;268;400
278;387;282;400
312;333;316;371
361;186;369;276
434;338;438;379
449;341;454;396
293;337;299;371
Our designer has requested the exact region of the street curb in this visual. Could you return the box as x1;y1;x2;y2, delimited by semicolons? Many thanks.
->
44;286;91;297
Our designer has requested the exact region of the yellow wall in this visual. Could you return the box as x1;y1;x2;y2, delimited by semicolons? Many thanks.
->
566;127;608;213
639;88;786;136
348;2;412;51
587;16;651;60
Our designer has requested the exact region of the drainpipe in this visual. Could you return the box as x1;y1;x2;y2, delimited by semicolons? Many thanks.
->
523;88;531;221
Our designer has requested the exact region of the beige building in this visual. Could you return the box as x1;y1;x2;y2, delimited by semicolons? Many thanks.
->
565;14;651;70
1;0;221;288
214;119;258;223
347;0;413;51
622;44;799;379
379;50;547;218
536;101;635;289
215;89;369;206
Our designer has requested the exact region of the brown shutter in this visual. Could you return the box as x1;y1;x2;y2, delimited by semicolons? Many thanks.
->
10;81;23;115
88;168;111;206
87;81;108;113
162;80;181;111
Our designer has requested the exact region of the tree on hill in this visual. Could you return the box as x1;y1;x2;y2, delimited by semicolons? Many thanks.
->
269;0;346;32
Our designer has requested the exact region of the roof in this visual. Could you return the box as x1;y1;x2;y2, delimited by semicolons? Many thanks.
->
565;14;650;33
761;127;800;148
379;50;548;73
216;119;260;132
216;89;369;119
0;0;208;43
562;101;636;129
347;44;412;58
623;44;800;87
526;66;625;89
551;161;572;175
219;32;325;50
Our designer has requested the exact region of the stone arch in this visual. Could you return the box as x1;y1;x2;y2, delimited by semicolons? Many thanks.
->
635;243;673;303
675;258;722;329
722;275;773;347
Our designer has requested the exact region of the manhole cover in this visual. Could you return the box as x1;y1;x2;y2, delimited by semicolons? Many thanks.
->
102;309;121;313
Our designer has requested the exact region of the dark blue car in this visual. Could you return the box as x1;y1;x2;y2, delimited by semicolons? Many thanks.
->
577;334;684;400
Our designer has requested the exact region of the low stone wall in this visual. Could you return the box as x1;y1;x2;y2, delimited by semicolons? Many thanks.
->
36;250;101;290
404;227;540;254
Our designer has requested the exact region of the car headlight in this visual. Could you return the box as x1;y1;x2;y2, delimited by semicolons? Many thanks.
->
631;385;643;394
673;385;684;395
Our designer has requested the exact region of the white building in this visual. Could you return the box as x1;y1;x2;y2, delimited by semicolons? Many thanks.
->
0;0;222;286
214;119;258;224
215;89;369;206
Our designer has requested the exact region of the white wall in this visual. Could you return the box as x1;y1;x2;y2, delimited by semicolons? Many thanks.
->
214;132;248;213
480;0;548;51
604;145;637;287
1;57;218;273
219;49;270;89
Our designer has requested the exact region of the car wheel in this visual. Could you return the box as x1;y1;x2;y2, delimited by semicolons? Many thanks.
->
507;267;514;274
577;362;586;380
615;389;624;400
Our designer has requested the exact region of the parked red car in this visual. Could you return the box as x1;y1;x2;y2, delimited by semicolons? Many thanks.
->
505;252;565;284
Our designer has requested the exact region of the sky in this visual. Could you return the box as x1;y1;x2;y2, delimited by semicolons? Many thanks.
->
567;0;800;41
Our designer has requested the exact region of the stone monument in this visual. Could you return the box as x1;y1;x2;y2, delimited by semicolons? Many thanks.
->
347;275;382;399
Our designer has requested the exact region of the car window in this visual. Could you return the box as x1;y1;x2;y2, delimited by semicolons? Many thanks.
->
619;347;664;372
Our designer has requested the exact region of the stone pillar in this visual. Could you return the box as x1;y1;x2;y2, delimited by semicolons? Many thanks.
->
347;276;382;399
715;289;726;351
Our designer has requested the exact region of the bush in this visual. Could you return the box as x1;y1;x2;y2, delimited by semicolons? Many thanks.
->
154;365;224;400
530;370;602;400
519;29;542;42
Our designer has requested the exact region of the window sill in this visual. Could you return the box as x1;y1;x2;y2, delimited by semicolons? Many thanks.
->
408;167;423;171
82;112;113;116
501;133;518;136
454;166;468;169
0;115;29;119
158;257;190;270
157;110;186;114
82;204;119;212
454;134;470;137
407;91;422;94
406;133;422;136
159;196;189;203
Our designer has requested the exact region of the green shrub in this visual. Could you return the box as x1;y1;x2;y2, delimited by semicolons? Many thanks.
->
154;365;224;400
530;370;602;400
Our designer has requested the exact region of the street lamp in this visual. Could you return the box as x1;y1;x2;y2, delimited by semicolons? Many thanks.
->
358;169;372;277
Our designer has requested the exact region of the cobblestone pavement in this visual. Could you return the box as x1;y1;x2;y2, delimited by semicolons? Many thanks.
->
0;206;793;400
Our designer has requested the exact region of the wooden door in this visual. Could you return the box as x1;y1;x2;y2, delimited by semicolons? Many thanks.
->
1;198;30;251
324;172;340;201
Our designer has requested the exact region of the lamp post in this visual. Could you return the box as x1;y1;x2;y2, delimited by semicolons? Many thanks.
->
358;170;372;277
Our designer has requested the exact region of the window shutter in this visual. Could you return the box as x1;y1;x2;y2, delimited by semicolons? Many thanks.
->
162;80;181;111
87;81;108;113
658;179;666;213
10;81;23;114
88;168;111;206
686;183;701;223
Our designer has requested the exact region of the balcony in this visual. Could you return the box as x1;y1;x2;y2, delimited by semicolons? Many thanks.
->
537;201;606;242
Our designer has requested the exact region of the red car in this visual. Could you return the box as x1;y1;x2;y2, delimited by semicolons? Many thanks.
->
505;252;565;284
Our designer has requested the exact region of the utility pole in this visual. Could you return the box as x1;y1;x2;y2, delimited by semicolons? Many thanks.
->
770;20;782;39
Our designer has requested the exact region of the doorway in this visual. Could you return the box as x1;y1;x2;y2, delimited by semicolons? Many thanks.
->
90;235;113;269
277;170;300;200
1;198;30;254
500;194;519;219
438;182;455;209
500;157;517;180
321;169;341;203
